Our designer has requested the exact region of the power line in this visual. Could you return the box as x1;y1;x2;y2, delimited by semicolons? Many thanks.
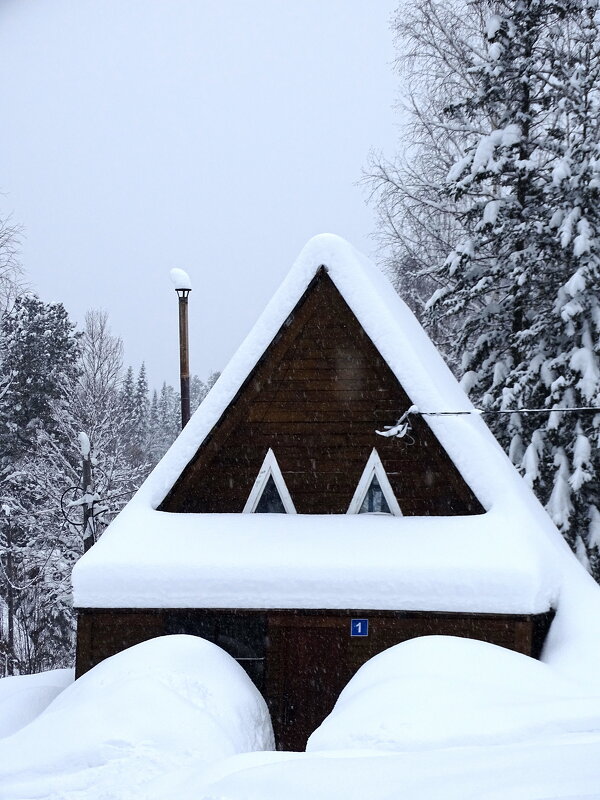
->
377;404;600;439
421;406;600;416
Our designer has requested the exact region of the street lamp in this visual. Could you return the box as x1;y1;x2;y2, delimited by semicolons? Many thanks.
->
170;268;192;429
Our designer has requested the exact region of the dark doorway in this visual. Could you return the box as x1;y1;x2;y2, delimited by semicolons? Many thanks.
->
266;615;353;751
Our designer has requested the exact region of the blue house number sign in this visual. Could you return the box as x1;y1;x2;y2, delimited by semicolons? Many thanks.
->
351;618;369;637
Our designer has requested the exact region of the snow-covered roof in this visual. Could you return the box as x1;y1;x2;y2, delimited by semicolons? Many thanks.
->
73;234;585;614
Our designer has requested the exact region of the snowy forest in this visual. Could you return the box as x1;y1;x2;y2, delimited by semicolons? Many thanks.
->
367;0;600;576
2;0;600;677
0;235;217;676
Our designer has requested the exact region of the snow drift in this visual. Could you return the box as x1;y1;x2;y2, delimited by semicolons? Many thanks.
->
307;636;600;752
0;635;274;799
0;668;73;739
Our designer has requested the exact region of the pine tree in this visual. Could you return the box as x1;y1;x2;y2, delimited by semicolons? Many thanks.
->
145;372;220;466
132;363;149;462
190;374;206;413
118;363;152;471
118;365;137;461
154;382;181;461
0;294;81;673
528;0;600;573
0;295;81;455
425;0;600;576
190;370;219;414
147;389;162;464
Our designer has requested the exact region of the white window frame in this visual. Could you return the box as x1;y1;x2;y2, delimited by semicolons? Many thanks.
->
243;448;297;514
347;448;402;516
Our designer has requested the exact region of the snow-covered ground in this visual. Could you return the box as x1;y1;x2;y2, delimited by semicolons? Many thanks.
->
2;634;600;799
0;668;73;739
176;738;600;800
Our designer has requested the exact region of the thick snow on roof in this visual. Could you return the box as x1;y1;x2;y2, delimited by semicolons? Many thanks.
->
73;235;600;654
74;509;555;614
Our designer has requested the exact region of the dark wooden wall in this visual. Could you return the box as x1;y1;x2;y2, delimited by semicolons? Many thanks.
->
160;270;484;515
76;607;553;751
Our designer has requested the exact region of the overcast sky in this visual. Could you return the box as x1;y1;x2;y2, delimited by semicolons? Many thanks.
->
0;0;399;390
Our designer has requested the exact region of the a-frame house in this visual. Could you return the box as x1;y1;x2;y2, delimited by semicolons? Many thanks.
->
73;234;560;750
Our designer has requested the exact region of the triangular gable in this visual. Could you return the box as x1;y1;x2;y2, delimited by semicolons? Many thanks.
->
144;235;492;515
159;266;483;516
74;234;580;623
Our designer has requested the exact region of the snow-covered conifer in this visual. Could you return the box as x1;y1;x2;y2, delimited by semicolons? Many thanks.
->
0;294;81;673
425;0;600;576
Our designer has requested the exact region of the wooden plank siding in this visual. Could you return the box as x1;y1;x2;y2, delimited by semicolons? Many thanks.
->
75;608;554;751
159;269;484;516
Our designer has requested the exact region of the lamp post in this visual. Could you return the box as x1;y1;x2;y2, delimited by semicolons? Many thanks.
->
170;268;192;429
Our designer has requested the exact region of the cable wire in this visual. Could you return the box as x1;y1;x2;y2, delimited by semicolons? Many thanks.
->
420;406;600;416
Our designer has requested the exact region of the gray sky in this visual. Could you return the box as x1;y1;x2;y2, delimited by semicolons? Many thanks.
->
0;0;399;390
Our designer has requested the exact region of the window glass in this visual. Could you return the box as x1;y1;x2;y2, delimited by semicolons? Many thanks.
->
358;475;392;514
255;474;286;513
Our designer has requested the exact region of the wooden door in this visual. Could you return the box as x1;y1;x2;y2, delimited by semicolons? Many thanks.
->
266;615;353;751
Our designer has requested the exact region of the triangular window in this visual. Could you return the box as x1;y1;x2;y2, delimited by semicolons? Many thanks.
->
358;475;392;514
347;449;402;516
254;475;286;513
243;449;296;514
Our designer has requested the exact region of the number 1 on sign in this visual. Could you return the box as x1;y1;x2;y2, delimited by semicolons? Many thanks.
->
350;618;369;637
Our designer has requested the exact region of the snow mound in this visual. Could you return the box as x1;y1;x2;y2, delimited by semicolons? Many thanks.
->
0;668;73;738
0;635;274;799
307;636;600;752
